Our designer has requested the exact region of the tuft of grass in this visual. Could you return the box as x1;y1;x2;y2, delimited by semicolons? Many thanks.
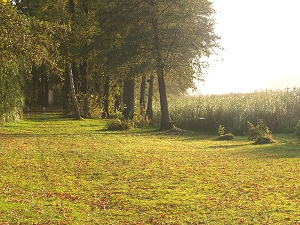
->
1;113;300;224
215;133;234;141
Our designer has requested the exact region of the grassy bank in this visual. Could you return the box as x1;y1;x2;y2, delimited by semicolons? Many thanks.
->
1;113;300;224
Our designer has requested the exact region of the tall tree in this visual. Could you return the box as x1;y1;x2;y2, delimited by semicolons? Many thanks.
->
144;0;219;129
66;0;81;119
107;0;219;129
150;10;172;129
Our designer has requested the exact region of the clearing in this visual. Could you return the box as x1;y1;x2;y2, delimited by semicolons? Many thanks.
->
0;113;300;224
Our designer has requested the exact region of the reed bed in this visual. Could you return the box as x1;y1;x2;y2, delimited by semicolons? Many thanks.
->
165;89;300;134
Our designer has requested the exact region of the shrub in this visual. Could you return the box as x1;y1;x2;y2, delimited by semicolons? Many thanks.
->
295;120;300;136
248;120;274;144
218;125;226;136
216;125;234;140
106;118;134;131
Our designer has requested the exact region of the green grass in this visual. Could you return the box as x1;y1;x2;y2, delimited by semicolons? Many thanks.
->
1;113;300;224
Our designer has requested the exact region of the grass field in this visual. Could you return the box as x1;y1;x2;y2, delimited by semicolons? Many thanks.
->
1;113;300;224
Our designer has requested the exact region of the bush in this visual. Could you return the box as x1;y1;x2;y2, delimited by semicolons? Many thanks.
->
248;120;274;144
295;120;300;137
106;113;135;131
215;125;234;140
215;133;234;141
218;125;226;136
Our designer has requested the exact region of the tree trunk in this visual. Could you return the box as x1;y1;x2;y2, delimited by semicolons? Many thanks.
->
67;61;81;120
43;73;49;108
114;94;121;112
103;75;110;117
81;0;89;117
31;66;37;107
151;17;173;130
80;60;89;117
140;75;146;109
123;77;135;120
71;61;79;94
94;70;101;104
146;74;154;120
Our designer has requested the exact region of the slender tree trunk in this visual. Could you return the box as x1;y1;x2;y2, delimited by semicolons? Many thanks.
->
32;66;37;107
114;94;121;112
80;61;89;117
94;70;101;104
81;0;89;117
140;75;146;109
71;61;79;94
103;75;110;117
151;17;173;130
123;77;135;120
67;61;81;120
43;73;49;108
37;65;45;106
146;74;154;120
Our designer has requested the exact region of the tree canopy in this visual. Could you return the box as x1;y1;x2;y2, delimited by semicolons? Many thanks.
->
0;0;220;127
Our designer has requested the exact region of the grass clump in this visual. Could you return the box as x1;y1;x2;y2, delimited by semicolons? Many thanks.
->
248;119;274;144
215;133;234;140
106;112;135;131
215;125;234;140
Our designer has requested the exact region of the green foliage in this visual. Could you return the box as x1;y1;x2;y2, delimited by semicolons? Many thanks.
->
0;3;63;123
216;125;234;140
218;124;226;136
0;3;62;66
0;64;25;125
106;113;134;131
294;120;300;137
248;120;274;144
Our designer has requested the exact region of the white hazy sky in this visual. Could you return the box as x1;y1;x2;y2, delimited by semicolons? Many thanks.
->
196;0;300;95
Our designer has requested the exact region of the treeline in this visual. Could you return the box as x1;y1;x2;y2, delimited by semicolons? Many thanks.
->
167;89;300;134
0;0;219;129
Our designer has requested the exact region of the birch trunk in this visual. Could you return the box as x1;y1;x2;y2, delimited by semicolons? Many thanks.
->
67;62;81;120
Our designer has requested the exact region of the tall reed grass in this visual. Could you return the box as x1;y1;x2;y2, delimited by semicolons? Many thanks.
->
162;89;300;134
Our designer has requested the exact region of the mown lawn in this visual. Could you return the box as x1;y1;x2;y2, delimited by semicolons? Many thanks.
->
1;113;300;224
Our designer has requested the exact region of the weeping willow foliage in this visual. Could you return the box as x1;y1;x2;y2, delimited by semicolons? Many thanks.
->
0;3;62;124
0;63;25;125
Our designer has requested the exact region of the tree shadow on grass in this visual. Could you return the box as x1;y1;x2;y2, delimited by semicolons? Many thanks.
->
132;126;213;139
232;136;300;159
23;113;75;122
209;143;251;149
